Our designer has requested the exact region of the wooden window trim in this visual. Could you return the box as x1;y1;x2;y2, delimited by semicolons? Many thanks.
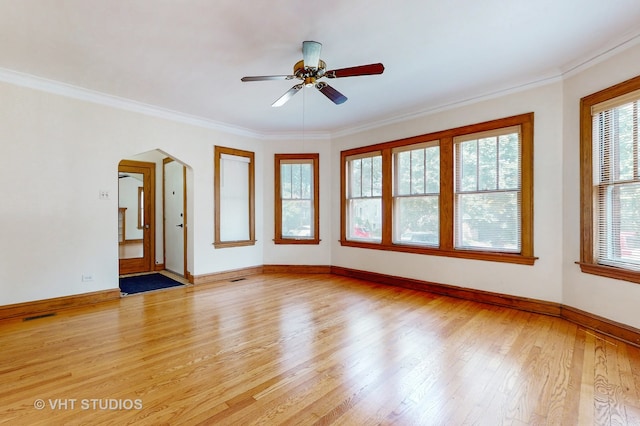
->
579;74;640;284
340;113;536;265
213;146;256;248
274;153;320;245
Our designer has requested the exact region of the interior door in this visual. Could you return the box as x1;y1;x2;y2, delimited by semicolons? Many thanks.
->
164;159;186;276
118;160;155;275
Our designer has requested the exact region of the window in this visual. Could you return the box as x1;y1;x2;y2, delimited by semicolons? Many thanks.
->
274;154;320;244
214;146;255;248
340;113;534;265
580;75;640;283
393;141;440;246
345;152;383;242
454;127;521;252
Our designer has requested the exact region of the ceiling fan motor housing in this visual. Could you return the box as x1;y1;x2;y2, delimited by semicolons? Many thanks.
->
294;59;326;86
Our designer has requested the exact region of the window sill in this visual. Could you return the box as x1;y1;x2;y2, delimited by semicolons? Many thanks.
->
273;238;321;245
340;240;537;265
577;262;640;285
213;240;257;249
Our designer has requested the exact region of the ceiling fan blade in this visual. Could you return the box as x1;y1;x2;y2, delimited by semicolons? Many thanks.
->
272;84;303;107
302;41;322;69
241;75;295;82
325;63;385;78
315;82;347;105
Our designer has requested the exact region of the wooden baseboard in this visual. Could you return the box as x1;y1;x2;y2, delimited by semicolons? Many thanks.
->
0;288;121;321
154;263;165;271
3;265;639;348
192;266;264;285
263;265;332;274
331;266;562;316
331;266;640;348
561;305;640;347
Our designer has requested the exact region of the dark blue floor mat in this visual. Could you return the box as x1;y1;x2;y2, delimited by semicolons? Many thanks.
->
119;273;183;295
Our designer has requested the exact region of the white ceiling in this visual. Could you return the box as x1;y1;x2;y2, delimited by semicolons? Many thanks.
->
1;1;640;137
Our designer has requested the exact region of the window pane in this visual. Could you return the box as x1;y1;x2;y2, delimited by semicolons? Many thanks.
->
397;151;411;195
498;134;519;189
348;155;382;199
617;104;635;181
456;192;520;252
411;149;425;194
300;163;311;199
361;157;372;197
291;164;301;198
282;199;313;238
425;146;440;193
348;198;382;241
281;164;291;198
350;159;361;198
396;146;439;196
598;183;640;268
478;137;497;191
459;140;477;192
395;196;439;246
372;156;383;196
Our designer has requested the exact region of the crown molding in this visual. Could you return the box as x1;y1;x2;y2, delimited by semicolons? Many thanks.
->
331;73;563;138
0;67;269;139
561;30;640;78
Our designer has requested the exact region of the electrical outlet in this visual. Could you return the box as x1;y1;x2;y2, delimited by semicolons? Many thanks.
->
82;274;94;282
98;190;110;200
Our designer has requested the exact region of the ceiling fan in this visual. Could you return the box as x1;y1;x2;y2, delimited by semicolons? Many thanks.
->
241;41;384;107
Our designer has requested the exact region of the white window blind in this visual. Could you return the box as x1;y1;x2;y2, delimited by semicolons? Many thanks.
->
592;95;640;270
220;154;250;242
454;126;521;252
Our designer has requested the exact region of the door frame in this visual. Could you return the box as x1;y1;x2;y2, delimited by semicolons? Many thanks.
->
163;158;188;277
118;160;156;275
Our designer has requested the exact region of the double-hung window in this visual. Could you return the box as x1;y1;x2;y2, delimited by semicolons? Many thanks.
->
345;152;383;242
580;75;640;283
393;141;440;246
454;127;521;252
274;154;320;244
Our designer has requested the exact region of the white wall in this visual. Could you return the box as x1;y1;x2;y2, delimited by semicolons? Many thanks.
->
562;41;640;329
331;82;565;303
261;137;333;266
0;81;265;305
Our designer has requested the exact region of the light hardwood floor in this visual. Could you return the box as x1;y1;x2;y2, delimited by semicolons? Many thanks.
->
1;273;639;425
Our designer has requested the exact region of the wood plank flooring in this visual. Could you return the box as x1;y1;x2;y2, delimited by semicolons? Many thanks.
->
1;273;639;425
